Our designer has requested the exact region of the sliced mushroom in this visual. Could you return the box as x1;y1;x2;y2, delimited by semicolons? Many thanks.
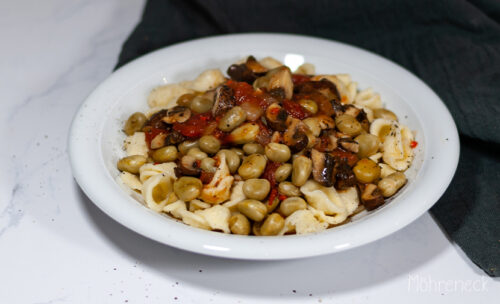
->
265;103;288;131
338;138;359;153
162;106;191;124
335;161;356;190
254;66;294;100
212;85;235;117
164;130;185;145
245;56;268;74
175;155;201;176
227;63;257;83
267;66;293;100
357;109;370;131
294;79;340;101
313;130;338;152
331;99;345;117
144;109;168;129
360;183;385;211
311;149;336;187
283;117;309;153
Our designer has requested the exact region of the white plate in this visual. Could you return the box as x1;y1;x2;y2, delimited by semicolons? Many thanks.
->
69;33;459;259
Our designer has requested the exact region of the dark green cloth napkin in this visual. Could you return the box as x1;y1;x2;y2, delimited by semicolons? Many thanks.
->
115;0;500;276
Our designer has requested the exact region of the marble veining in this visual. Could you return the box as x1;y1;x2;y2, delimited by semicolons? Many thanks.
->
0;0;497;303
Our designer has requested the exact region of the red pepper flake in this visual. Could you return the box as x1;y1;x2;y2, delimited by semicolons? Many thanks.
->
410;140;418;148
292;74;311;85
282;99;308;120
268;188;278;206
172;113;212;138
262;161;281;205
278;194;287;201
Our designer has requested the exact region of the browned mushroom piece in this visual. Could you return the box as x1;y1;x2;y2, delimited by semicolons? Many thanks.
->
335;161;356;189
360;183;385;211
295;79;340;102
338;137;359;153
245;56;268;74
254;66;294;100
212;85;235;117
265;103;288;131
162;106;191;124
268;66;294;100
144;109;168;129
175;155;201;177
311;149;336;187
283;117;309;153
164;130;185;145
313;130;338;152
331;99;345;117
227;63;257;84
356;109;370;131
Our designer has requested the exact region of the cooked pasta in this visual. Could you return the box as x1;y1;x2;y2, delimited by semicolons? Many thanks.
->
116;55;417;236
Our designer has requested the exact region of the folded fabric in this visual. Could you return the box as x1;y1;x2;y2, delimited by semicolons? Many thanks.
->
115;0;500;276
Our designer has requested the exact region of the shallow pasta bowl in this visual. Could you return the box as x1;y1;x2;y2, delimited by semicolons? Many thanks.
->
69;33;459;259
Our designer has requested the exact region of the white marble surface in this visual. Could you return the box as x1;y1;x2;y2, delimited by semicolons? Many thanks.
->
0;1;498;303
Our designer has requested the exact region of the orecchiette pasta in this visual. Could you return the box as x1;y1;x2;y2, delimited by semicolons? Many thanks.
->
125;132;148;157
194;205;231;233
200;153;234;204
139;162;177;183
119;171;142;192
117;55;417;236
279;209;328;235
142;174;177;212
300;180;359;225
221;181;245;211
354;88;382;109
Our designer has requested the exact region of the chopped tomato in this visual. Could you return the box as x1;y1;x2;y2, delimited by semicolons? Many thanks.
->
410;140;418;148
212;128;232;145
172;113;212;138
226;80;266;107
282;99;308;119
144;127;167;149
